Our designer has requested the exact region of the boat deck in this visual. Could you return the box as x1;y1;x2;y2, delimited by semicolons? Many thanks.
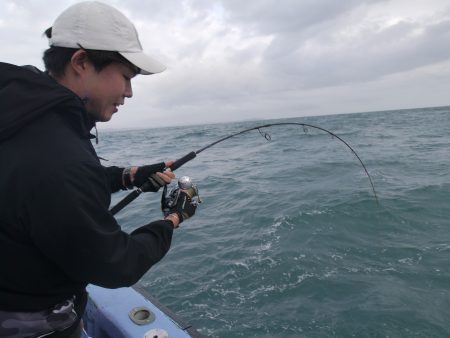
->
83;285;203;338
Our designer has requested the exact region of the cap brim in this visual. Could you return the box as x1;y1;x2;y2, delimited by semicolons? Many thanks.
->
119;51;166;75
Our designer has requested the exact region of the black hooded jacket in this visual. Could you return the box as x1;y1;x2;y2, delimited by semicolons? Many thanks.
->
0;62;174;311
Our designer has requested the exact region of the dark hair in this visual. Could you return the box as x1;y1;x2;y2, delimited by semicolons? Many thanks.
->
43;27;140;78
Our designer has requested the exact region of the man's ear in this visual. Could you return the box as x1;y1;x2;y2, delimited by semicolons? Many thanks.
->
69;49;90;76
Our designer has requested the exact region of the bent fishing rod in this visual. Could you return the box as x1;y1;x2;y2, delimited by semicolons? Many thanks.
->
110;122;378;215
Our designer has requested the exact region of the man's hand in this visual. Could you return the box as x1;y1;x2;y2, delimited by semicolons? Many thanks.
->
164;190;197;228
123;161;175;192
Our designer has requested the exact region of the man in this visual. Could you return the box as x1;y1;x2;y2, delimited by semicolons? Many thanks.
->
0;2;197;337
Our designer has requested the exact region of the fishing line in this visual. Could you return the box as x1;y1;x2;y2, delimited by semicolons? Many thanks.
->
110;122;378;215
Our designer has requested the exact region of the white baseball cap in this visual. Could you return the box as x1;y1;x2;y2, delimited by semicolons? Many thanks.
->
47;1;166;75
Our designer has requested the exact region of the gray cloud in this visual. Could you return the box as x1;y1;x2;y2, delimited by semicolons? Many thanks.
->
2;0;450;129
218;0;386;34
260;14;450;89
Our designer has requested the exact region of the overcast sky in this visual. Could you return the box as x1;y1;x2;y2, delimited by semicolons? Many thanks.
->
2;0;450;129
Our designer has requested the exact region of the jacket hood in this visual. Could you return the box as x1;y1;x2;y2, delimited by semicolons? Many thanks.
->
0;62;92;143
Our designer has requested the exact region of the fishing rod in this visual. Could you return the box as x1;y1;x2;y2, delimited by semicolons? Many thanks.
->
110;122;378;215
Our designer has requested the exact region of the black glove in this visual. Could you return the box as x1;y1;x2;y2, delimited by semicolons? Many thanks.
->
131;162;167;192
163;188;197;224
171;190;197;223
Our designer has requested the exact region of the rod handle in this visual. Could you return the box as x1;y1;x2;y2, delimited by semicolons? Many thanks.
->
110;189;142;215
169;151;197;171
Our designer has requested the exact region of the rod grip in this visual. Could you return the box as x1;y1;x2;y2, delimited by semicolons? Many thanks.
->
169;151;197;171
110;190;142;215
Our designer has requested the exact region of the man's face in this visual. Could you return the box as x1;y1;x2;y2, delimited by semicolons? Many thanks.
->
83;62;135;122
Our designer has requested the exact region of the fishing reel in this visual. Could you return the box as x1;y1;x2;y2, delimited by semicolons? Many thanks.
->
161;176;202;217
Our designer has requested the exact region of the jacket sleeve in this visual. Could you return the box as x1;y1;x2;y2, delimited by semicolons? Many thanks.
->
27;160;173;288
103;165;125;193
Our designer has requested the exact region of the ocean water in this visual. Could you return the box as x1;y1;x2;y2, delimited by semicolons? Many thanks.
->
95;106;450;337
